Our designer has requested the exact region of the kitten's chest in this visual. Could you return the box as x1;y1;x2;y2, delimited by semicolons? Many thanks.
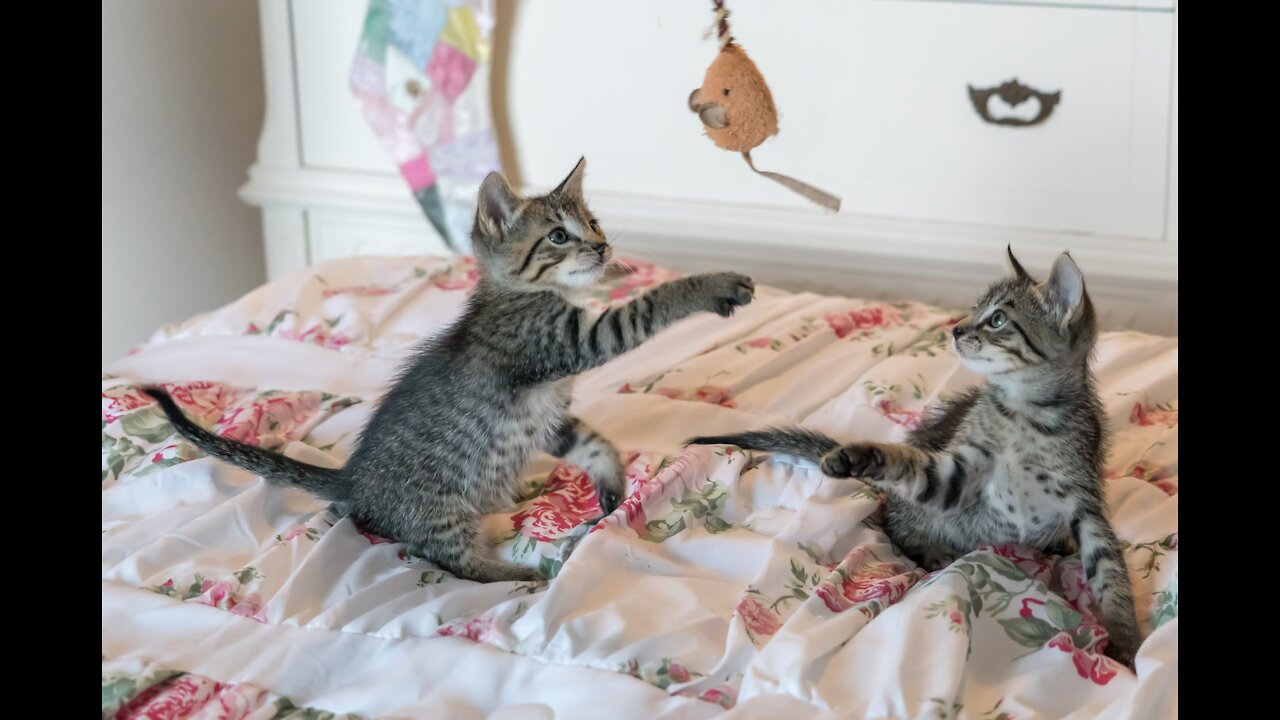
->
980;449;1072;542
509;379;573;440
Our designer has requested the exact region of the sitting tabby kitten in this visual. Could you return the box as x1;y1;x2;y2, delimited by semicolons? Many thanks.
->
147;158;755;583
688;248;1141;665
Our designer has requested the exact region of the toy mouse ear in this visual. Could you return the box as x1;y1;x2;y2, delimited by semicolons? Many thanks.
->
688;88;703;112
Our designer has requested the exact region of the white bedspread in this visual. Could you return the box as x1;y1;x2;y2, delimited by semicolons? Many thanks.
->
102;256;1177;719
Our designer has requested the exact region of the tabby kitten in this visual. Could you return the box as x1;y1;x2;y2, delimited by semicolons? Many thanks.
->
147;157;755;583
688;248;1141;665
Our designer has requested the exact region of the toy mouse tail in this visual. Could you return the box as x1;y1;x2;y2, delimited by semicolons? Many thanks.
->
743;152;842;212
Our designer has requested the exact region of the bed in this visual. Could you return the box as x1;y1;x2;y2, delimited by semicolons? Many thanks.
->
102;255;1177;719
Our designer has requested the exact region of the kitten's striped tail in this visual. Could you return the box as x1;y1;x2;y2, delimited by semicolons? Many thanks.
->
686;427;839;463
142;387;350;502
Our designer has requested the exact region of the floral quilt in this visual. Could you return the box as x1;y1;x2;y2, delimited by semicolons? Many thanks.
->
102;255;1177;719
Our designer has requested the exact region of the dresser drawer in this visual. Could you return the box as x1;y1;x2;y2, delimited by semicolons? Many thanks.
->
307;211;447;264
291;0;399;174
510;0;1174;239
814;2;1174;239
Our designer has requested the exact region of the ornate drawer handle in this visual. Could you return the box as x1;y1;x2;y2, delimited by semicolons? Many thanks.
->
967;78;1061;127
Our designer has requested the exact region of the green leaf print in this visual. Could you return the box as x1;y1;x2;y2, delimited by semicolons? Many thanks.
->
263;309;293;336
103;432;147;482
186;575;206;600
798;542;825;565
928;697;964;720
903;328;950;357
1151;579;1178;629
981;697;1015;720
101;675;138;714
1046;602;1082;631
510;534;538;563
539;554;562;579
102;668;183;716
790;559;806;584
235;567;264;585
629;657;704;691
641;481;733;541
969;553;1028;584
1130;533;1178;579
704;514;733;534
925;553;1044;652
120;407;177;444
998;617;1058;647
133;442;203;477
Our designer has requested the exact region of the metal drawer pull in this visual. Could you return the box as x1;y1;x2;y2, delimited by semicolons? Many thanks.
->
968;78;1061;127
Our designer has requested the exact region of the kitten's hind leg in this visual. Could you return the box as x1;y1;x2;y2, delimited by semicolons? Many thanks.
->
458;552;545;584
423;520;545;584
547;415;625;516
893;528;963;572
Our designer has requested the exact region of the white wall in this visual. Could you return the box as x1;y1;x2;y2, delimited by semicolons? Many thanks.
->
101;0;266;366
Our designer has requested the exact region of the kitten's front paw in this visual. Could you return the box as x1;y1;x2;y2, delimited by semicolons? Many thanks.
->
700;272;755;317
820;443;884;479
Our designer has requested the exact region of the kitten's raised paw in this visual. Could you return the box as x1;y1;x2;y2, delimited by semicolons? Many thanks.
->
702;272;755;317
821;443;884;479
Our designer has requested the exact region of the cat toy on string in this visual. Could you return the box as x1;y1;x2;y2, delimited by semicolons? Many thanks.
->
687;0;841;211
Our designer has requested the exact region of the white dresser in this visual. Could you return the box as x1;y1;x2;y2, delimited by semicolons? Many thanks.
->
241;0;1177;334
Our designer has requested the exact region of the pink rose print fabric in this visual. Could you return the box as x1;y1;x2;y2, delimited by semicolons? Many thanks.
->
103;255;1177;719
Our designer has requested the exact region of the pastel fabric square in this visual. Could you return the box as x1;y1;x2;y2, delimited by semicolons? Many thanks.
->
426;42;477;102
388;0;446;69
441;5;484;61
351;0;500;252
399;154;437;192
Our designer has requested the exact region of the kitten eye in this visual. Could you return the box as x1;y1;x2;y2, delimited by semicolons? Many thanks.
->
988;310;1008;328
588;219;601;234
722;88;730;97
548;228;569;245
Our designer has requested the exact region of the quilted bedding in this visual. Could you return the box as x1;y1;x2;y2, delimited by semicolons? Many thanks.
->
102;255;1177;719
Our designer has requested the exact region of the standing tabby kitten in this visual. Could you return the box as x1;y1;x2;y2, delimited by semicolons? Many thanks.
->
689;248;1141;665
147;157;755;583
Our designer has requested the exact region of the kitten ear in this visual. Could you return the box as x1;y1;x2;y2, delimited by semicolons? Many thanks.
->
477;171;521;236
553;156;587;198
1005;244;1032;282
1043;252;1086;325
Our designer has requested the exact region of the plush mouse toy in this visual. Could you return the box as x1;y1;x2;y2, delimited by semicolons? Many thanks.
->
688;1;841;211
688;43;778;154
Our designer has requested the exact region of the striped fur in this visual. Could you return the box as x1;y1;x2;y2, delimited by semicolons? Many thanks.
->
689;247;1140;665
149;158;755;583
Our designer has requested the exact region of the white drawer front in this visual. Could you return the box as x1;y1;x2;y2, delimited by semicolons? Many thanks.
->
307;211;450;265
510;0;1173;239
828;3;1173;239
292;0;398;173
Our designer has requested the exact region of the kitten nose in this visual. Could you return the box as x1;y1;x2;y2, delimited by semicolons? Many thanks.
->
952;325;968;338
591;242;608;256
